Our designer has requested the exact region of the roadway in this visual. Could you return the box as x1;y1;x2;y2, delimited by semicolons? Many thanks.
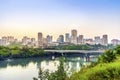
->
44;50;104;54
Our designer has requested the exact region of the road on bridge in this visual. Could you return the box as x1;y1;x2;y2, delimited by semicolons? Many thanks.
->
44;50;104;54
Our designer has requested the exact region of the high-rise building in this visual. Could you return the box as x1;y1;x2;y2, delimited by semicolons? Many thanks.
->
102;34;108;46
57;35;64;43
31;38;36;43
50;36;53;42
38;32;43;47
71;29;77;44
84;38;94;45
1;36;18;46
77;35;84;44
22;36;31;45
43;38;47;47
94;36;101;44
111;39;120;46
8;36;14;43
65;33;70;42
46;35;52;43
0;39;9;46
2;36;7;41
2;36;15;43
30;38;36;47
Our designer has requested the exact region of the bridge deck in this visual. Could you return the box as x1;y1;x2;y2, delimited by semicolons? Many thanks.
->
44;50;104;54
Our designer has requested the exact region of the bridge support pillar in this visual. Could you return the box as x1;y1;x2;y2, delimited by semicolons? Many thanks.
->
85;54;90;62
86;56;90;62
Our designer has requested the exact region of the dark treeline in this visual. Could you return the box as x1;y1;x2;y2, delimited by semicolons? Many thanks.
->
0;44;113;60
0;46;44;60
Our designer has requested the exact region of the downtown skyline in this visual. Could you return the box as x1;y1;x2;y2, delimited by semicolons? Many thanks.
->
0;0;120;41
0;29;118;43
0;29;120;47
0;29;109;47
0;29;111;43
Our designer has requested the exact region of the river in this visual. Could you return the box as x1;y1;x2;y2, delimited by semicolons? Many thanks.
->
0;55;98;80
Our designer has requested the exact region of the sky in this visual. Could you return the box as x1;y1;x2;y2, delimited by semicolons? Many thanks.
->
0;0;120;41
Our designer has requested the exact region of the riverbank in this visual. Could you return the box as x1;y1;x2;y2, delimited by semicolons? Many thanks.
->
70;45;120;80
0;45;103;61
0;55;93;80
0;46;45;61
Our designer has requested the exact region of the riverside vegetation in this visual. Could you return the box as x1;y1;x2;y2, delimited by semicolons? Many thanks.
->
70;45;120;80
0;44;119;80
33;57;69;80
34;45;120;80
0;44;111;60
0;46;44;60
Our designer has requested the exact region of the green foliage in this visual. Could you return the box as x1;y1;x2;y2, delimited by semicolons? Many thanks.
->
70;45;120;80
98;49;116;63
8;42;22;48
0;46;10;58
33;57;68;80
114;45;120;55
0;46;45;59
32;45;119;80
53;45;92;50
70;62;120;80
97;45;120;63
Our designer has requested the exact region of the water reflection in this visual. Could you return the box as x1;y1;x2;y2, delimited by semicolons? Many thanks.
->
0;56;98;80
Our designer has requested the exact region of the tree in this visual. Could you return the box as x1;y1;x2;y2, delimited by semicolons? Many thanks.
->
98;49;116;63
33;57;68;80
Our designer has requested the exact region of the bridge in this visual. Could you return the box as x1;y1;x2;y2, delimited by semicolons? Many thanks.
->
45;50;104;54
44;50;104;61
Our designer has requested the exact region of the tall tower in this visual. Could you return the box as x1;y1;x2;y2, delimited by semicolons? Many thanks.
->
65;33;70;42
38;32;43;47
78;35;84;44
46;35;52;43
71;29;77;44
102;34;108;46
94;36;101;44
57;35;64;43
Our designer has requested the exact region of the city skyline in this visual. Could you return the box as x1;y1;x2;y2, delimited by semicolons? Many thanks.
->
0;29;118;43
0;29;120;47
0;30;110;47
0;29;109;43
0;0;120;41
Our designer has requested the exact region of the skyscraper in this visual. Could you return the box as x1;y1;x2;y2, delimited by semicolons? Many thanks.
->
102;34;108;46
57;35;64;43
46;35;52;43
65;33;70;42
94;36;101;44
38;32;43;47
31;38;36;47
71;29;77;44
22;36;30;45
77;35;84;44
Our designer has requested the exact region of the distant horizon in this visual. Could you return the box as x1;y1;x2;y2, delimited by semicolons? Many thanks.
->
0;0;120;42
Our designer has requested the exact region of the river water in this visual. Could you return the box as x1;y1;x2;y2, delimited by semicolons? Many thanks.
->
0;56;98;80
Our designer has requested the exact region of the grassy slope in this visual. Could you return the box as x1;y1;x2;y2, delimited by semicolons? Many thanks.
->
70;56;120;80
